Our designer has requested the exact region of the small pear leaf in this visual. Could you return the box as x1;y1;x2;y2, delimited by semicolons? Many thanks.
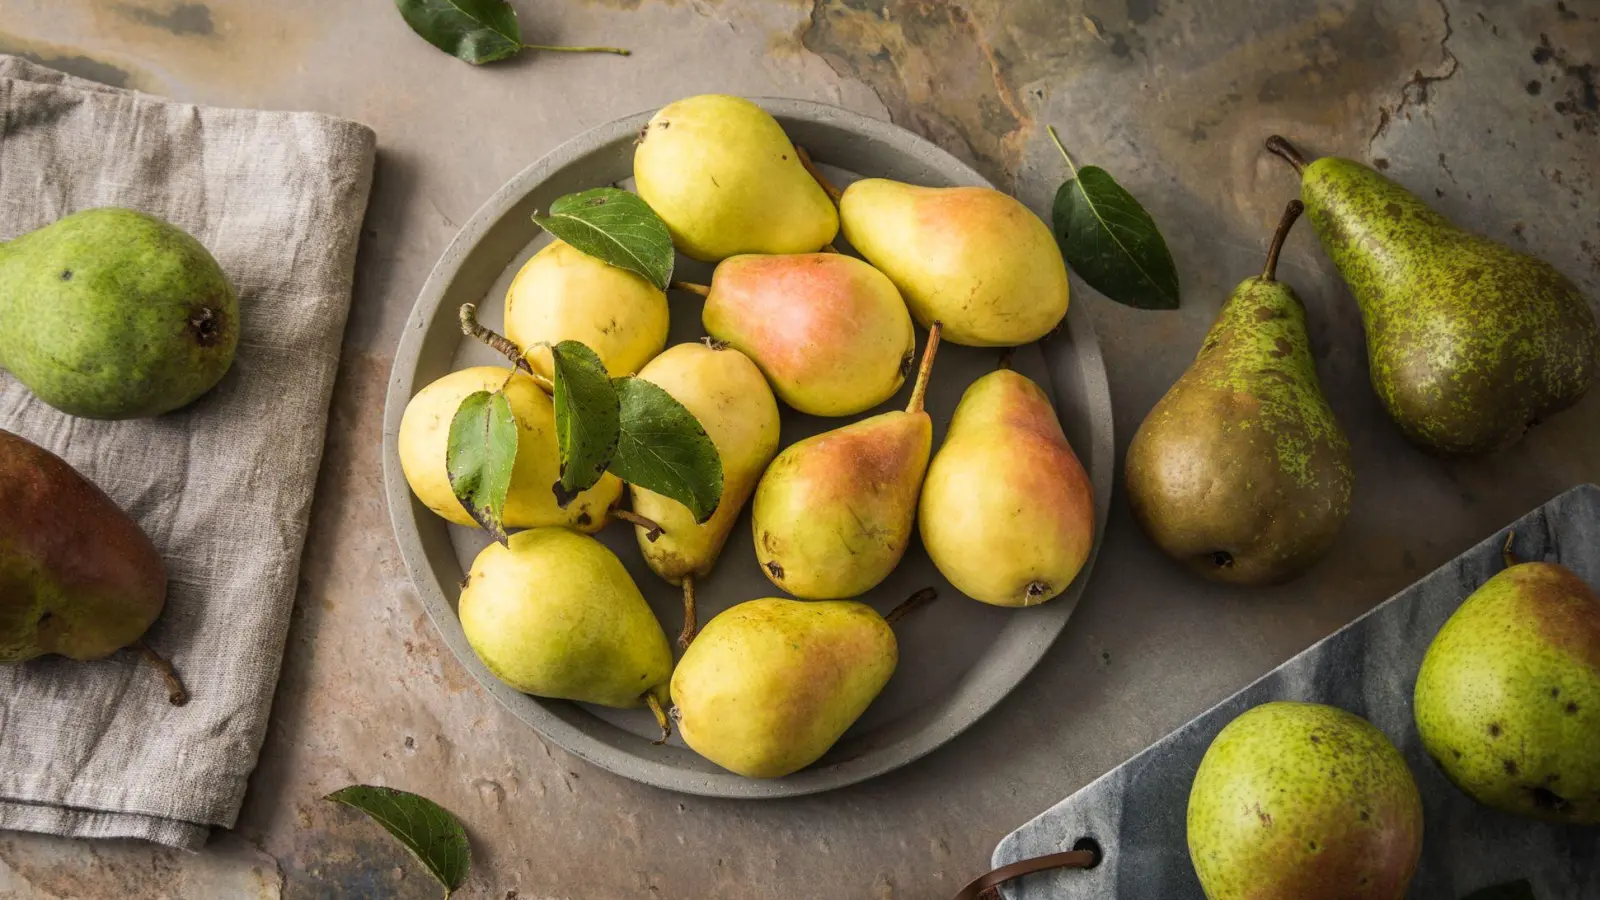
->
1461;881;1536;900
550;341;620;505
611;376;723;523
532;188;674;290
326;785;471;896
395;0;522;65
1048;126;1180;310
446;389;517;545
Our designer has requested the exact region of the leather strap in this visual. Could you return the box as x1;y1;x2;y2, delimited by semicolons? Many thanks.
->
951;848;1098;900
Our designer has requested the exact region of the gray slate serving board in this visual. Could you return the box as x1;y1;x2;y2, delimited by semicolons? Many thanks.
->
994;484;1600;899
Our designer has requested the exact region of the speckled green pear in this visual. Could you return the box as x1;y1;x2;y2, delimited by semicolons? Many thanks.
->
0;208;238;419
671;597;896;778
1268;136;1599;456
458;528;672;711
751;325;941;599
633;94;838;262
1126;202;1352;586
1414;551;1600;823
1187;702;1423;900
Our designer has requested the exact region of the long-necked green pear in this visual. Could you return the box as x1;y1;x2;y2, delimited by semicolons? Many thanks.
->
920;369;1095;606
839;181;1067;346
0;207;238;419
1126;202;1352;586
689;252;914;416
671;589;932;778
628;342;781;647
1414;536;1600;823
397;366;622;532
504;239;669;379
633;94;838;262
1188;702;1423;900
751;324;941;599
1267;135;1599;456
459;527;674;736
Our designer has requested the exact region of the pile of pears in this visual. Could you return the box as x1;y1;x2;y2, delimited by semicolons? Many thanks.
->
399;94;1097;777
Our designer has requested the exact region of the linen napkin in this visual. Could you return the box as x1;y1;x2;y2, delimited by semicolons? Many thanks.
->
0;55;375;850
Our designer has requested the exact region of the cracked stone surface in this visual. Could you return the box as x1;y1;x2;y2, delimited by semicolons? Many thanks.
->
0;0;1596;897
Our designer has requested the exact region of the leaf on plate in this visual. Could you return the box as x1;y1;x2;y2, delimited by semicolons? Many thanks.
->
532;188;675;291
550;341;620;505
446;389;518;545
610;376;723;523
1048;125;1180;310
326;785;471;896
1461;881;1537;900
395;0;522;65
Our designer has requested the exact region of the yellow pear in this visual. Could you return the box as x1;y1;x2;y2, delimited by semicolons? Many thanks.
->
460;528;674;735
397;366;621;532
751;325;941;599
633;94;838;262
504;239;669;378
920;369;1095;606
840;180;1068;346
693;252;915;416
628;342;781;646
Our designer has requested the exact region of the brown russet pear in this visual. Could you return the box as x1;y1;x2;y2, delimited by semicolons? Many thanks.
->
671;589;932;778
690;252;915;416
1267;135;1599;456
920;369;1095;607
1125;202;1352;586
751;324;942;600
839;180;1068;346
504;239;669;379
633;94;838;262
628;342;781;647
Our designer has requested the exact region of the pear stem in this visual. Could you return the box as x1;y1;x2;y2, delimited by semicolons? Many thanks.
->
1502;530;1519;569
1264;135;1307;174
522;43;631;56
821;243;840;254
677;574;698;650
795;145;843;205
884;587;938;627
135;640;189;706
1261;200;1304;282
670;281;710;297
1046;125;1081;180
997;347;1015;371
615;509;663;542
458;304;555;392
645;694;671;744
905;321;943;416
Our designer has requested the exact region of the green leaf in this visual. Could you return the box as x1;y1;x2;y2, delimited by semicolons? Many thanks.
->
446;389;518;545
532;188;675;290
611;376;723;523
1462;881;1536;900
395;0;522;64
326;785;471;896
550;341;620;505
1048;126;1180;310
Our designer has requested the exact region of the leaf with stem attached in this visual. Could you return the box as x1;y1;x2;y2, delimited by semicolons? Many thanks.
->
446;389;518;545
550;341;620;505
1048;125;1180;310
611;376;723;523
326;785;471;897
532;188;674;290
395;0;630;65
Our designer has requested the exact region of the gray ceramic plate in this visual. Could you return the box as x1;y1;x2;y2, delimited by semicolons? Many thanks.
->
382;99;1115;797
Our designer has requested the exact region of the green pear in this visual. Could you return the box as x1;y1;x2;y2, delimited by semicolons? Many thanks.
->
396;366;623;532
672;590;931;778
0;429;186;701
459;528;674;734
1414;537;1600;823
505;239;669;379
1125;202;1353;586
628;342;781;646
839;180;1067;347
1188;702;1423;900
0;208;238;419
692;252;915;416
751;324;941;599
1267;136;1599;456
920;369;1095;607
633;94;838;262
